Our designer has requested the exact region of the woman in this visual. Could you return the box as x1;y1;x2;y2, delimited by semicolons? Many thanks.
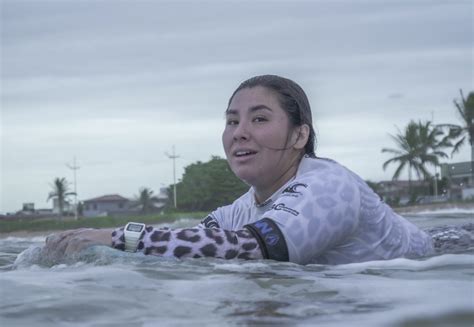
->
44;75;434;265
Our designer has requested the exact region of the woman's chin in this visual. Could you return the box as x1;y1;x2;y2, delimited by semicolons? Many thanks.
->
233;170;258;186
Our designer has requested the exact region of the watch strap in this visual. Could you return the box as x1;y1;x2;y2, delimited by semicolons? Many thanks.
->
125;233;143;252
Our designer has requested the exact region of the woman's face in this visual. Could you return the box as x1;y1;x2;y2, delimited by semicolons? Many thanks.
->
222;86;302;189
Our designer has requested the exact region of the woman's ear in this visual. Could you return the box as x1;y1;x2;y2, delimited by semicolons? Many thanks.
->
292;124;310;150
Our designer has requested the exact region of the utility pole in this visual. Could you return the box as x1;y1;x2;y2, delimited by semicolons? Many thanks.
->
66;156;80;220
165;146;179;208
431;111;438;197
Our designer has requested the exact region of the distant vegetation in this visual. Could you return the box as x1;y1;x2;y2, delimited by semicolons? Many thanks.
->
170;156;249;212
0;212;207;234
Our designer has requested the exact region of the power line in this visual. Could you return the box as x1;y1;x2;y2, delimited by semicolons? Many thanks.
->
165;146;180;208
66;156;80;220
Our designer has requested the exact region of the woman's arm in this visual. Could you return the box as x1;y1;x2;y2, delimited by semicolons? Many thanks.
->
112;226;263;260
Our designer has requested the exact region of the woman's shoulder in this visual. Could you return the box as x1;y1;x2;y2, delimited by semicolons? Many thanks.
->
295;156;369;198
297;156;353;179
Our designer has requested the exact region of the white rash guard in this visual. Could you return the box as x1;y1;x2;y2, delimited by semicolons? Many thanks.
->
201;156;434;265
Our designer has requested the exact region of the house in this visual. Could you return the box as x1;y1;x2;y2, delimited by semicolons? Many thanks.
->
4;203;55;220
441;161;473;186
82;188;170;218
17;203;54;217
83;194;135;218
440;161;474;200
82;188;168;217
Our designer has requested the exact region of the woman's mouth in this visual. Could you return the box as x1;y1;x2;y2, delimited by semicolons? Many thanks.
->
234;150;257;158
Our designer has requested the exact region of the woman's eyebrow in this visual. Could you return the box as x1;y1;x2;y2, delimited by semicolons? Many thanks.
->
250;105;272;113
225;108;238;115
225;105;272;115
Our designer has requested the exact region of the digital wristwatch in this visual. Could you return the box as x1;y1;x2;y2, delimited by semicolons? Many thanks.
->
124;222;146;252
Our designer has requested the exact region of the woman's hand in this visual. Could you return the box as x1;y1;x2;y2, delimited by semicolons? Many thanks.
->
42;228;113;261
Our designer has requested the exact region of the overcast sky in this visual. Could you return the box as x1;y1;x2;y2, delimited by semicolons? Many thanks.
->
1;0;472;213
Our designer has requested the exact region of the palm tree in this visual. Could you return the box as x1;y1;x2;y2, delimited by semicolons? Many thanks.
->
47;177;75;217
416;121;451;194
382;120;449;194
440;90;474;183
416;121;451;168
134;187;159;214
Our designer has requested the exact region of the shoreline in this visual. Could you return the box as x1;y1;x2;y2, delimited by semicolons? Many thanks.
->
0;212;205;239
1;203;473;239
0;230;57;239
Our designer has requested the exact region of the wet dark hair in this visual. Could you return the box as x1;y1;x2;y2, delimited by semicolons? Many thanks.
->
228;75;316;157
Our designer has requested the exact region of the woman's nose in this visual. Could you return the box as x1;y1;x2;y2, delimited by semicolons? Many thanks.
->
233;121;250;141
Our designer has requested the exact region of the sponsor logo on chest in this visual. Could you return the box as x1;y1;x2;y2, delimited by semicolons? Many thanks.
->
271;203;300;216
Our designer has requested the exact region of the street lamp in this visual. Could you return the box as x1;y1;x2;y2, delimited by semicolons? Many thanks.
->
66;156;80;220
165;146;179;208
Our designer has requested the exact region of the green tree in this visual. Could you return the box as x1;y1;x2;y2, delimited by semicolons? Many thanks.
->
134;187;159;214
382;120;449;194
440;90;474;183
47;177;75;217
172;156;248;211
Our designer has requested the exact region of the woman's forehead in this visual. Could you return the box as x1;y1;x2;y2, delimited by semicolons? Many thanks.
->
228;86;281;112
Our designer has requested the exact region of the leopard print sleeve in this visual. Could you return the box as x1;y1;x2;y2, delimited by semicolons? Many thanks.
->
111;225;263;260
111;226;125;251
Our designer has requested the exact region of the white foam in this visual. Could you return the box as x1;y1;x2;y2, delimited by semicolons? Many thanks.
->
409;207;474;215
212;261;271;272
325;253;473;273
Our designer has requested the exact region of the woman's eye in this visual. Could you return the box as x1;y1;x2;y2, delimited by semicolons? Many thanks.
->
226;119;238;126
253;116;267;123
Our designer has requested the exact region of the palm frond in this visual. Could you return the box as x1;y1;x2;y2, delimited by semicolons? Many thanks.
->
391;161;407;180
381;148;403;155
383;118;455;185
451;136;466;156
383;154;408;170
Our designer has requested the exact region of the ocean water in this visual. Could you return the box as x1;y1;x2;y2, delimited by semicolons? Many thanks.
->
0;212;473;327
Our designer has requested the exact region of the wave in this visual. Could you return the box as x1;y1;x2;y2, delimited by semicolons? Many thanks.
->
13;239;472;274
409;207;474;215
323;253;473;275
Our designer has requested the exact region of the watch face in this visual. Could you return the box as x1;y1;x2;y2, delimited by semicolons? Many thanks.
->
126;223;144;232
